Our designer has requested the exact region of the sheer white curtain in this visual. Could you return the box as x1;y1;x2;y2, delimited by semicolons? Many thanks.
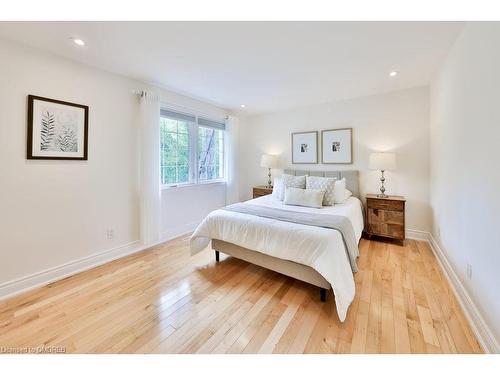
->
225;115;240;205
138;91;161;244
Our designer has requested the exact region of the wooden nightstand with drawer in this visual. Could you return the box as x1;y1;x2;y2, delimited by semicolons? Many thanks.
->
365;194;406;245
253;186;273;198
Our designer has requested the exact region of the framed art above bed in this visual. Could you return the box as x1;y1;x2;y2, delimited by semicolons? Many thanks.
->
321;127;352;164
291;131;318;164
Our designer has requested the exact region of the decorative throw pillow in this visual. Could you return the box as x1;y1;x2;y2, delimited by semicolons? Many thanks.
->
306;176;336;206
284;187;325;209
333;178;347;204
271;176;283;199
278;174;306;200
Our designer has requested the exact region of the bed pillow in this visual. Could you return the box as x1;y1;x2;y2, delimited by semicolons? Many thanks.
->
284;187;325;209
271;176;283;199
277;174;306;200
333;178;347;204
306;176;336;206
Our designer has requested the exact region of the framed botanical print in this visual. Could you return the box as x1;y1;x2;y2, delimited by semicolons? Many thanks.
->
291;131;318;164
321;128;352;164
27;95;89;160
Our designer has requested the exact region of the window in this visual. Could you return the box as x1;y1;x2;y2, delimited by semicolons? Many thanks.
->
160;108;225;187
160;117;191;185
198;126;224;182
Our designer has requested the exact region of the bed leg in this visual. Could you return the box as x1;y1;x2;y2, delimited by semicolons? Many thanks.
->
215;250;220;262
320;288;327;302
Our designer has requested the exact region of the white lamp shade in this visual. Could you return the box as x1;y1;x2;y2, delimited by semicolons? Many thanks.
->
369;152;396;171
260;154;278;169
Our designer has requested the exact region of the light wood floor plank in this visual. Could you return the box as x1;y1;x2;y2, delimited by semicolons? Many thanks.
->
210;276;287;354
392;269;412;353
0;237;483;354
258;287;307;353
272;292;312;354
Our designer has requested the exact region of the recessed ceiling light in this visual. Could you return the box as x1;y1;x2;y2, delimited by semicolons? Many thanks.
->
389;71;398;77
73;38;86;46
240;104;246;109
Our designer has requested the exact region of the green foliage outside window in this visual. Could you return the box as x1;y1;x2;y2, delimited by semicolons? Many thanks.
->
160;118;190;184
160;117;224;185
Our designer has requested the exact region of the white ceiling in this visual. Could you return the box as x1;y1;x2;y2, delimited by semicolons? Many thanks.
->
0;22;463;114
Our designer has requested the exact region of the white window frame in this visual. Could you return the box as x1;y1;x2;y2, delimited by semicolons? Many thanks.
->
196;124;225;185
160;106;226;189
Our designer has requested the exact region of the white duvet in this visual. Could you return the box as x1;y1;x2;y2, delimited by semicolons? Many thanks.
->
190;194;364;321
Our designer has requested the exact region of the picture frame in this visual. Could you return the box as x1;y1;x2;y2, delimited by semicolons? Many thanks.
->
27;95;89;160
321;127;353;164
291;131;318;164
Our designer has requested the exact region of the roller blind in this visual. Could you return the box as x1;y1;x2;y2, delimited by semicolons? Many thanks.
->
197;117;226;130
160;109;225;131
160;108;196;123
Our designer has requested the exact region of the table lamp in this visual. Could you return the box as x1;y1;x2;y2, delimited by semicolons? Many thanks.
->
260;154;278;188
369;152;396;198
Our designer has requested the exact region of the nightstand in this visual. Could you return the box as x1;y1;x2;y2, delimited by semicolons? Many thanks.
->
365;194;406;245
253;185;273;198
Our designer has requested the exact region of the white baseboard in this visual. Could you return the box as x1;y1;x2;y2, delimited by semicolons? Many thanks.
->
0;240;151;302
0;223;197;303
425;232;499;353
392;228;498;352
406;228;430;241
160;221;198;242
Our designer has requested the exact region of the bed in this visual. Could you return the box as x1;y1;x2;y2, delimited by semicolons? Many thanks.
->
190;169;364;321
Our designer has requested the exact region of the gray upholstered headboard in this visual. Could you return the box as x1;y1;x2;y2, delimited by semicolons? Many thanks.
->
283;169;360;198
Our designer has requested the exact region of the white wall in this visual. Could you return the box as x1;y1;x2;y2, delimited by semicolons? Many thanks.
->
239;87;431;232
0;39;227;289
161;182;226;239
430;23;500;346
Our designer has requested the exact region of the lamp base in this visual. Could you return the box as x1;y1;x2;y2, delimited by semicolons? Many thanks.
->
378;170;388;198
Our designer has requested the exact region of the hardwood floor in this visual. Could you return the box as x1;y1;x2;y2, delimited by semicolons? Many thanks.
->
0;236;483;354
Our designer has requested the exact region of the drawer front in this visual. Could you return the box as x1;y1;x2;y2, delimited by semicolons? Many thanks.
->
367;199;404;211
253;192;268;198
368;208;404;239
253;188;272;198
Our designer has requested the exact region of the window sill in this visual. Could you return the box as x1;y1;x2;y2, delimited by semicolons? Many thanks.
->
161;180;226;191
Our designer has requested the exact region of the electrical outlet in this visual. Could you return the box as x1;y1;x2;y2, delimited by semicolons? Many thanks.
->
467;263;472;280
106;229;115;240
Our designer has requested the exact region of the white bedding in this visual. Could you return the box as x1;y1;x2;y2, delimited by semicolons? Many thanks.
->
190;194;364;321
